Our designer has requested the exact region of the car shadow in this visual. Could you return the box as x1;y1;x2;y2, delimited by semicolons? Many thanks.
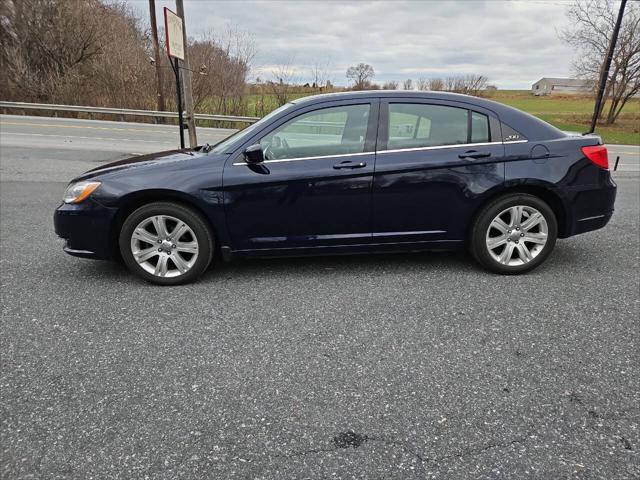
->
203;249;476;279
70;243;584;285
68;250;475;285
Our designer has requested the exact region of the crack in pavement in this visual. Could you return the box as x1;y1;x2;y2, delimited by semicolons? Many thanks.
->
429;436;530;464
567;390;635;452
367;435;428;475
270;432;535;477
233;401;636;477
272;446;336;459
272;431;428;476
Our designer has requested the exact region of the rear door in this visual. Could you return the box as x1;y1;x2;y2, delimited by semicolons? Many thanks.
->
224;100;379;252
372;99;505;243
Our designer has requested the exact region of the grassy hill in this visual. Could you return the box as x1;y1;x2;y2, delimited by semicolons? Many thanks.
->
486;90;639;145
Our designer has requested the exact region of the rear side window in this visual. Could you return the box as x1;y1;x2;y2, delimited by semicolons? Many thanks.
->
387;104;467;150
471;111;489;143
385;104;491;150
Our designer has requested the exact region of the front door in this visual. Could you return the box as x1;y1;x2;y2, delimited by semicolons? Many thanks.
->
372;100;505;244
224;101;378;252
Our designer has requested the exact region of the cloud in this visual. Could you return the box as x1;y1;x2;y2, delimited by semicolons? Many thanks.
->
139;0;578;89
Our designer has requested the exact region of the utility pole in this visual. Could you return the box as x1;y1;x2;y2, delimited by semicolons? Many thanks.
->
588;0;627;134
148;0;166;119
175;0;197;147
172;57;185;148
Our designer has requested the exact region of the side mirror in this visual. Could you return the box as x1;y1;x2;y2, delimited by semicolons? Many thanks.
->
244;144;264;164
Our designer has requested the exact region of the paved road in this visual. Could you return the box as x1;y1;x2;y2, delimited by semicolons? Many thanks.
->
1;115;639;479
0;115;235;183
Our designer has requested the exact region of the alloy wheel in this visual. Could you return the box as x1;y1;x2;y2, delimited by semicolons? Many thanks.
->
130;215;199;278
485;205;548;266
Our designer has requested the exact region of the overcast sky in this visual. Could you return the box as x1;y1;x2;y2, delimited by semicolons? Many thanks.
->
134;0;581;89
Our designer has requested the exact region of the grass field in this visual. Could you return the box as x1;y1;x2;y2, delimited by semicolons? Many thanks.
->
487;90;639;145
240;90;639;145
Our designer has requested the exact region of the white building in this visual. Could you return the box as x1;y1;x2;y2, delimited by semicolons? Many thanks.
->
531;77;592;96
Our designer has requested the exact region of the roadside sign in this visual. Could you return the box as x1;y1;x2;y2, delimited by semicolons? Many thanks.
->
164;7;184;60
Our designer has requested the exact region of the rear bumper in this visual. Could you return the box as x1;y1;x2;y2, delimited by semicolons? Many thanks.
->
54;201;118;260
563;174;617;237
573;210;614;235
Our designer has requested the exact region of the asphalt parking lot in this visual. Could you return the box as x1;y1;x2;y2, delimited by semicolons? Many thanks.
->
1;115;639;479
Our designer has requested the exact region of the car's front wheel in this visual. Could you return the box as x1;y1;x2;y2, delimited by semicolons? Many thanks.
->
119;202;214;285
470;194;557;274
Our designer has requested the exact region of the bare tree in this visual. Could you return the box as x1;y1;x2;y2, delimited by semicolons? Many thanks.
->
1;0;106;102
442;74;487;95
90;2;156;109
416;78;429;91
444;76;462;92
310;58;331;91
346;63;375;90
461;74;488;95
189;28;255;115
403;78;413;90
382;80;399;90
0;0;166;110
0;0;17;95
428;78;444;91
0;2;261;117
561;0;640;124
268;60;298;106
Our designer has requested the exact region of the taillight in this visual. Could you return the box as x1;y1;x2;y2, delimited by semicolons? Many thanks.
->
581;145;609;169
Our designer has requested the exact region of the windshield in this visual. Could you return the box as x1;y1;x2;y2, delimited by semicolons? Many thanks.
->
209;103;294;154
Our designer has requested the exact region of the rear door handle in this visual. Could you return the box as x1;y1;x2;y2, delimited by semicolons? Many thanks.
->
458;150;491;159
333;160;367;169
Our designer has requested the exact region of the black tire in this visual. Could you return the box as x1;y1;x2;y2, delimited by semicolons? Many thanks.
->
119;202;214;285
469;193;557;275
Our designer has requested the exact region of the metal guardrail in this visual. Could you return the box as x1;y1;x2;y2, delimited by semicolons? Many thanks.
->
0;101;260;124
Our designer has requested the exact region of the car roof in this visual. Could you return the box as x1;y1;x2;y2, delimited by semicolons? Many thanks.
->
291;90;498;108
291;90;564;141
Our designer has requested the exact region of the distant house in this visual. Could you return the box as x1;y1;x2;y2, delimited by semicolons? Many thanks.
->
531;77;592;96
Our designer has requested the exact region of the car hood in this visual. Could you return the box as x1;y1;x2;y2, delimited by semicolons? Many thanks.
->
72;148;221;182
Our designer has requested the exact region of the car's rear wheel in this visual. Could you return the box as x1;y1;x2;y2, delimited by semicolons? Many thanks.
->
470;194;557;274
119;202;214;285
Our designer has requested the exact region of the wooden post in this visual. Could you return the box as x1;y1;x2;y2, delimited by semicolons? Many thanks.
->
149;0;166;121
175;0;197;147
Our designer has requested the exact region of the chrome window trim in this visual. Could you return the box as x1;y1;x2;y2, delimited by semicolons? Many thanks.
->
232;140;529;165
378;141;499;155
378;140;528;155
232;151;372;166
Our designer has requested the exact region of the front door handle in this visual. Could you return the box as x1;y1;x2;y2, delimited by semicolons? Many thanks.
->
333;160;367;169
459;150;491;159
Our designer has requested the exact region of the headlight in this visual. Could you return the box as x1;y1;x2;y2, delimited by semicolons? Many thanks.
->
63;181;101;204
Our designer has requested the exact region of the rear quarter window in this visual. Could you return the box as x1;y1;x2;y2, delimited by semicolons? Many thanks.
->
501;123;527;142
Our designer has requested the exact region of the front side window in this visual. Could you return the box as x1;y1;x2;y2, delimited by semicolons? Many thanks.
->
209;103;293;154
260;104;371;161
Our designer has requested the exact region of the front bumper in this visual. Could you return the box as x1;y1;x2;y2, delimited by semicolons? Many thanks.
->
54;201;118;260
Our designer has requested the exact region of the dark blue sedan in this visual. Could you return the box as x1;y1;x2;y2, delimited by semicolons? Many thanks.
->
54;91;616;285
